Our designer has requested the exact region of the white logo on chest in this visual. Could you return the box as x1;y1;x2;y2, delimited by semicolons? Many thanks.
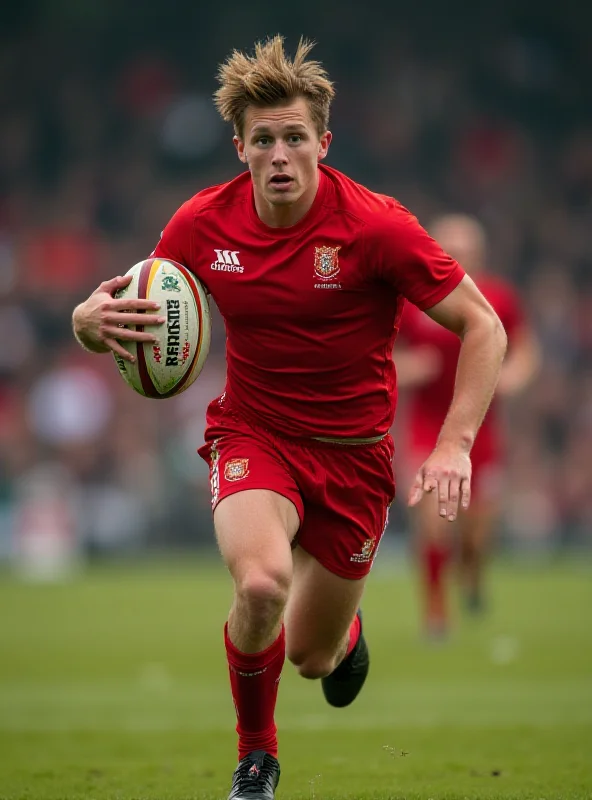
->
211;249;244;273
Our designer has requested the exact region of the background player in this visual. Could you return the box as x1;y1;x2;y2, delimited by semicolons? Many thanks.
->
395;213;540;637
71;40;508;800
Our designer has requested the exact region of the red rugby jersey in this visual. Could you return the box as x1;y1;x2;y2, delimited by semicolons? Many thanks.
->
153;164;464;438
398;274;524;440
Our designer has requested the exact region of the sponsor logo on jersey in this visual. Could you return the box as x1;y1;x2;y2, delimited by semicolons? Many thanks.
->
224;458;250;482
211;249;244;273
350;537;376;564
314;245;341;289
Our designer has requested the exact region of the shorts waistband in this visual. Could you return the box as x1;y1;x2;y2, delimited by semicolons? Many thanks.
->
311;434;386;446
222;395;387;448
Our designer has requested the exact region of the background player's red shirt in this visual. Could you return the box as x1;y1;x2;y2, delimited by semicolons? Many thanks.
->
398;274;524;454
154;165;464;439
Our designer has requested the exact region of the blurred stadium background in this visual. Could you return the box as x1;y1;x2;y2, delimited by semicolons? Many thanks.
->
0;0;590;572
1;3;591;798
0;0;592;800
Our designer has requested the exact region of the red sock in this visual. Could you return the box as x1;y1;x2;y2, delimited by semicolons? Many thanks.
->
345;613;361;657
224;623;285;761
421;541;450;627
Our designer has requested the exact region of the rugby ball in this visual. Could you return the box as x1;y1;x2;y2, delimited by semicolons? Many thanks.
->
113;258;211;398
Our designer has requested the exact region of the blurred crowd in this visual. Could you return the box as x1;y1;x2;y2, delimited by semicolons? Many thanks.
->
0;3;590;569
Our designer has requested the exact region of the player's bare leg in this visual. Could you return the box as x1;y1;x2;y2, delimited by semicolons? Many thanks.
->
214;489;299;799
458;501;496;613
411;493;453;639
284;547;369;706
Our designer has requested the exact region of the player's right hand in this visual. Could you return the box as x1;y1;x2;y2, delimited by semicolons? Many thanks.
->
72;274;166;363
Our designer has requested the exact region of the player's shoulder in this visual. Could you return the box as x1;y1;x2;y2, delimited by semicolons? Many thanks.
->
172;172;251;222
322;165;416;231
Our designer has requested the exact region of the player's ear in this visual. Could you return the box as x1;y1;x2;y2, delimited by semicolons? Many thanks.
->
317;130;332;162
234;136;248;164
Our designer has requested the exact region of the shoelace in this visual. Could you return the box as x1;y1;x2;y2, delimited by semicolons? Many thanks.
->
235;758;276;793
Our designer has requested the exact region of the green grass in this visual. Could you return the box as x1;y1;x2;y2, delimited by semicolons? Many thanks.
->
0;555;591;799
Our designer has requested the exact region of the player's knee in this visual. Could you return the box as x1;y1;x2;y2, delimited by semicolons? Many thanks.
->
288;649;335;680
235;568;290;619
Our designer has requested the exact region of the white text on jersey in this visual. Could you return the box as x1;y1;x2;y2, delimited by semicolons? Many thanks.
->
211;249;244;273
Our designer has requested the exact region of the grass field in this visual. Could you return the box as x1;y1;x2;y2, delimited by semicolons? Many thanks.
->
0;555;591;799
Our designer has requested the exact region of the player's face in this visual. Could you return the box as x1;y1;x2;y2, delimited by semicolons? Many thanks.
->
234;97;332;227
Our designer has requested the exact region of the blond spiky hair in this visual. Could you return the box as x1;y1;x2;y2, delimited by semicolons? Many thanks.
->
214;35;335;138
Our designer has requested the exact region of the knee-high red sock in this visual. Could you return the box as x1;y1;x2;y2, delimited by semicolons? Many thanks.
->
421;541;450;628
345;613;361;657
224;623;285;761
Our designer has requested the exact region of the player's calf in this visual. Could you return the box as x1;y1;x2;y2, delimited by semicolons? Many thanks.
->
321;610;369;708
288;647;342;680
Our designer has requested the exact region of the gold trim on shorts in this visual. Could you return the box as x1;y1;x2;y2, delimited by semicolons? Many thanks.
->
311;434;386;446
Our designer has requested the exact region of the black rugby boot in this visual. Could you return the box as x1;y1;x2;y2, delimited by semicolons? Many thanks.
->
227;750;280;799
322;610;369;708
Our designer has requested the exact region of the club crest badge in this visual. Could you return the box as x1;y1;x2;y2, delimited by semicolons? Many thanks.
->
314;245;341;281
350;537;377;563
224;458;250;482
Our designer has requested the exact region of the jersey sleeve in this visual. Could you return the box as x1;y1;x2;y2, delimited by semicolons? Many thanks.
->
368;205;465;309
151;200;194;268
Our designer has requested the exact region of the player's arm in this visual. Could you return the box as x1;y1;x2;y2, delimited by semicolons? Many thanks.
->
496;324;541;396
73;202;193;362
408;274;507;518
72;275;165;363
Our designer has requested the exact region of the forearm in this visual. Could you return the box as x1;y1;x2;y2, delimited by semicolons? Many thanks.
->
438;315;507;451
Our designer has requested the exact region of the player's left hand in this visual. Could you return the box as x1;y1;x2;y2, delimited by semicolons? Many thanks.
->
407;444;472;521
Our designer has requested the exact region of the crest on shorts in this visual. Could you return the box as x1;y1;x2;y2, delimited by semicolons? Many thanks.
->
350;537;376;564
314;246;341;280
224;458;250;482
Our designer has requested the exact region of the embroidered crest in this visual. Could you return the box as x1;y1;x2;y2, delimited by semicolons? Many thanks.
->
350;537;376;563
224;458;250;482
314;245;341;281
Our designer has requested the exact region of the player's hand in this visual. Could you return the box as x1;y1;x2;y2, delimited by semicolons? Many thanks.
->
407;444;472;521
72;275;166;363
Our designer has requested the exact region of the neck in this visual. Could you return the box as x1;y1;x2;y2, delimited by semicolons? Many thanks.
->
254;170;320;228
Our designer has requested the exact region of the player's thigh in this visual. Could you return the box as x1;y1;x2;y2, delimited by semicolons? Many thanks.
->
214;488;300;588
284;443;393;660
200;423;302;588
284;545;367;664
